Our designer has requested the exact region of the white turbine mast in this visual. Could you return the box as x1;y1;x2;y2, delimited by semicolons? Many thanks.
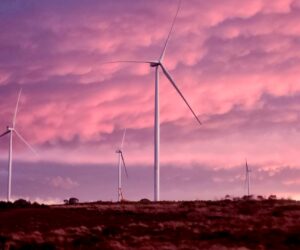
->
115;128;129;202
103;0;201;201
245;159;251;196
0;89;37;202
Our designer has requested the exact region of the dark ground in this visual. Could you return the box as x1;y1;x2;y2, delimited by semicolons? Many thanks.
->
0;199;299;249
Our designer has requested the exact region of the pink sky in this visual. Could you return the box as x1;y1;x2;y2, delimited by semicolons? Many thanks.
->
0;0;300;202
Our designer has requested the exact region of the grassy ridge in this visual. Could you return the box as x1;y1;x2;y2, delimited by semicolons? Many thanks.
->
0;199;299;249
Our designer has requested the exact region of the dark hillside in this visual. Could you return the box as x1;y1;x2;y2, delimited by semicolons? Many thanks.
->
0;199;299;249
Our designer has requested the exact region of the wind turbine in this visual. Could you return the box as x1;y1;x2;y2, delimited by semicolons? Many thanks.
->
115;128;129;202
245;159;251;196
104;0;201;201
0;89;37;202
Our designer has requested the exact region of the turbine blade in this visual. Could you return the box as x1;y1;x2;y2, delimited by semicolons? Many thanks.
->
244;172;248;191
13;88;22;128
159;0;181;61
243;161;248;191
246;159;250;172
0;130;10;138
120;152;129;178
14;129;38;156
100;60;153;65
120;128;127;150
160;64;202;125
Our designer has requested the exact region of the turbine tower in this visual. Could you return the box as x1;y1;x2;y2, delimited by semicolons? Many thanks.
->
245;159;251;196
0;89;37;202
104;0;201;201
115;129;129;202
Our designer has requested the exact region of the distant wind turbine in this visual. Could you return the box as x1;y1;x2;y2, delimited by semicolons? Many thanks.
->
0;89;37;202
103;0;201;201
115;129;129;202
245;159;251;196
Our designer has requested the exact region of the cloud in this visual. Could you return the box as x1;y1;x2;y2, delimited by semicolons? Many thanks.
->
1;161;299;201
282;178;300;186
48;176;79;190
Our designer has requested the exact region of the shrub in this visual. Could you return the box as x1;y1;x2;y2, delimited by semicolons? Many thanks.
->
268;195;277;200
257;195;264;200
242;195;254;200
68;197;79;205
139;198;151;204
224;194;232;201
0;201;13;209
0;235;8;247
284;232;300;246
13;199;31;207
102;226;120;237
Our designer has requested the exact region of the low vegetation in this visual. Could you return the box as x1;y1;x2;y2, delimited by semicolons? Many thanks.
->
0;197;299;249
0;199;47;209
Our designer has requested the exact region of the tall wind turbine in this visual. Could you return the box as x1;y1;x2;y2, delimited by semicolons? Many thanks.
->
104;0;201;201
245;159;251;196
0;89;37;202
115;129;129;202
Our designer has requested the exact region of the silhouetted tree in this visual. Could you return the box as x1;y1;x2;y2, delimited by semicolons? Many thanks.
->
14;199;31;207
68;197;79;205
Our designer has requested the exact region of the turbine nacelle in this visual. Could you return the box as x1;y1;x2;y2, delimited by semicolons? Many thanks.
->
116;149;122;154
150;61;160;67
7;126;14;131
